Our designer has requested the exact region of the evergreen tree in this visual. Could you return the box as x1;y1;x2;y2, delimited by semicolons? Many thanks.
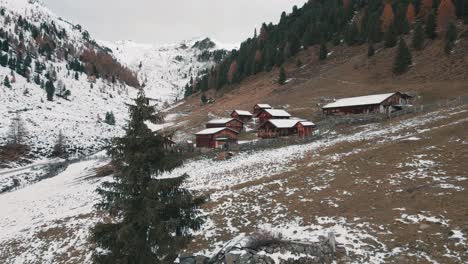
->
92;90;205;263
105;112;116;125
45;80;55;101
74;72;79;80
4;76;11;88
52;130;66;158
426;10;438;39
413;21;426;50
319;42;328;61
8;113;27;145
444;22;457;54
201;93;208;104
393;38;412;75
384;23;398;48
0;53;7;67
278;67;287;85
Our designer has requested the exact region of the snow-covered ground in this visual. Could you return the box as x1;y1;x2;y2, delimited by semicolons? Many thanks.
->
1;106;466;263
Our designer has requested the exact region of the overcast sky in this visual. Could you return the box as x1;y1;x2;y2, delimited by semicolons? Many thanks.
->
43;0;308;45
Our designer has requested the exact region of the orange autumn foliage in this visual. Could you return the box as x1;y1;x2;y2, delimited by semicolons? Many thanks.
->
381;3;395;32
227;61;238;84
406;3;416;24
420;0;434;18
437;0;456;33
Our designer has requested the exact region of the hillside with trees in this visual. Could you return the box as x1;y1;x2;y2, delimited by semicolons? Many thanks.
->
184;0;468;98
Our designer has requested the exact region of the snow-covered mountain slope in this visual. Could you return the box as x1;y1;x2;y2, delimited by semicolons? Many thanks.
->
0;0;225;165
103;38;230;105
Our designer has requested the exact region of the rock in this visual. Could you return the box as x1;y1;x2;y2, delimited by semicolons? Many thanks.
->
419;224;430;230
225;253;239;264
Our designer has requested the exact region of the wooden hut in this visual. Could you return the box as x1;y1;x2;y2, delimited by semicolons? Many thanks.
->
253;104;272;115
231;110;253;123
257;109;291;124
322;92;412;116
195;127;239;149
296;121;316;137
206;118;244;132
257;119;301;138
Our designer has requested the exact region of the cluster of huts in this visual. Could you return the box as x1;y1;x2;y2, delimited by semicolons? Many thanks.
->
195;104;317;149
193;92;412;149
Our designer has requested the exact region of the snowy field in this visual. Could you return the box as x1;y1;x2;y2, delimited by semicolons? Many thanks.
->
0;105;467;263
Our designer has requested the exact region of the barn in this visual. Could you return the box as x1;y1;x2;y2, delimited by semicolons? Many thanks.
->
322;92;412;116
195;127;239;149
231;110;253;123
206;118;244;132
253;104;272;115
257;119;300;138
296;121;316;137
257;109;292;123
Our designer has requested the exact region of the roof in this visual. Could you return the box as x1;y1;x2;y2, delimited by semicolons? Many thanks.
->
299;121;316;127
264;119;302;129
322;93;397;109
232;110;253;116
207;118;235;125
195;127;239;135
263;109;292;117
255;104;272;109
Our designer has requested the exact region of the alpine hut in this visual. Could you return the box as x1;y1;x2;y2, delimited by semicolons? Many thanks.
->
195;127;239;149
322;92;412;116
257;109;291;124
206;118;244;132
253;104;272;115
231;110;253;123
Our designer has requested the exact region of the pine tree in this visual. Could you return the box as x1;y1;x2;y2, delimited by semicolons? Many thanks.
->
278;67;287;85
393;38;413;75
8;113;28;145
105;112;116;125
412;21;426;50
52;130;66;158
426;10;438;39
45;80;55;101
444;22;457;54
384;23;398;48
319;42;328;61
4;76;11;88
92;90;205;263
201;93;208;104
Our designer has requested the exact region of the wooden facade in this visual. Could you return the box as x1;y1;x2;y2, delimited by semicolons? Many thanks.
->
253;104;272;115
195;128;239;149
296;122;316;137
322;92;412;116
231;110;253;123
206;118;244;132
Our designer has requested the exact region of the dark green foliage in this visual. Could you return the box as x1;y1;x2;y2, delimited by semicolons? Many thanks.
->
344;21;361;46
104;112;116;125
367;42;375;57
3;76;11;88
444;22;457;54
412;21;425;50
92;90;205;263
0;52;7;67
184;84;193;98
74;72;79;80
319;43;328;61
201;93;208;104
278;67;287;85
393;38;412;75
45;80;55;101
425;10;437;39
384;23;398;48
2;39;8;52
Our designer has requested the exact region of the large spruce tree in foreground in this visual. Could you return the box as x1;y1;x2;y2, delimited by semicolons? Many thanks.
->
92;90;205;264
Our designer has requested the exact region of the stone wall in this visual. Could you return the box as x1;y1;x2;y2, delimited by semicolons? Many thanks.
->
180;233;344;264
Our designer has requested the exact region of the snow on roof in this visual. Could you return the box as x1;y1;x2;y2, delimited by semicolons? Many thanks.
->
207;118;235;125
299;121;316;127
264;109;292;117
267;119;302;128
233;110;253;116
195;127;238;135
322;93;397;109
256;104;272;109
